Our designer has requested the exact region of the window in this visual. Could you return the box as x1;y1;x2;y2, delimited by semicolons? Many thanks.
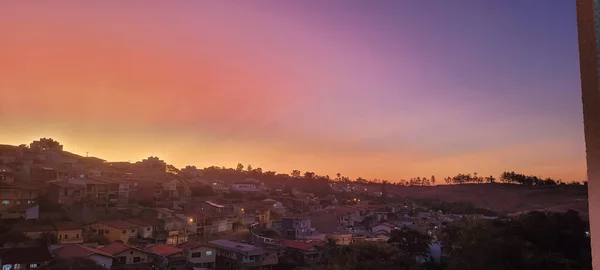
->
117;257;126;264
29;265;37;269
2;200;9;205
76;234;79;238
205;250;213;256
64;234;69;239
122;230;126;234
146;227;150;231
133;257;141;263
104;230;109;233
59;234;62;239
2;265;11;270
15;201;20;205
130;229;135;233
191;252;202;258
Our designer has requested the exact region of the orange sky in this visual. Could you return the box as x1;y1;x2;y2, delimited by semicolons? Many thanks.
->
0;2;588;182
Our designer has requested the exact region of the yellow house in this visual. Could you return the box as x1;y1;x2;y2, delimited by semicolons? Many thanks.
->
54;222;83;244
88;220;138;243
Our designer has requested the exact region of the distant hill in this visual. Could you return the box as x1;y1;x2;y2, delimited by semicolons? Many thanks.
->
389;183;588;218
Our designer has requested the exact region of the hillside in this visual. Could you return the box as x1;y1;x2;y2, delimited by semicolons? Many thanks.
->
389;183;588;217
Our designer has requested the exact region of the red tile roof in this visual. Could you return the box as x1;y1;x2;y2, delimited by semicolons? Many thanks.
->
100;220;139;229
53;222;82;231
179;240;202;250
99;242;146;256
145;244;183;257
280;240;325;251
54;244;114;259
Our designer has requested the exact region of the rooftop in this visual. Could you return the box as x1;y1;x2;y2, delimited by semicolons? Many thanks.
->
208;240;262;256
279;240;325;251
146;243;183;257
54;244;113;259
99;242;146;256
99;220;139;229
204;201;225;208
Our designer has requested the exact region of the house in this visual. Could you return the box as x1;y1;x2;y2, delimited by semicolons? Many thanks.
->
179;240;216;269
0;246;53;269
0;183;39;211
48;182;84;208
99;241;153;269
53;244;114;269
187;211;231;238
281;216;315;239
279;240;325;267
54;222;83;244
87;220;139;243
229;179;264;194
0;165;15;184
0;204;39;220
125;219;154;239
145;244;186;270
208;240;278;270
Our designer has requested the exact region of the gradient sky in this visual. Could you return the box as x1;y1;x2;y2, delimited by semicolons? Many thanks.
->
0;1;587;182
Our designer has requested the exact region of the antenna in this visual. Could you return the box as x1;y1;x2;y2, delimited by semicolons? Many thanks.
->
86;152;89;157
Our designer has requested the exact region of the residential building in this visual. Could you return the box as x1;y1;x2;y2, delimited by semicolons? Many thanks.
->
281;216;315;239
145;244;186;270
0;165;15;184
53;244;114;269
48;182;84;208
201;201;225;213
99;242;153;269
87;220;138;243
208;240;278;270
125;219;154;239
179;240;216;269
0;183;39;211
18;223;56;239
0;246;53;270
0;204;39;220
54;222;83;244
279;240;325;267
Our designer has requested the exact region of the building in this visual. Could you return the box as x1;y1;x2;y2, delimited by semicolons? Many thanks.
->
0;183;39;211
53;244;114;269
0;246;53;270
125;218;155;239
54;222;83;244
281;216;315;239
99;242;153;269
208;239;278;270
87;220;139;243
201;201;226;213
145;244;186;270
279;240;325;267
179;240;216;269
0;204;39;220
48;182;84;208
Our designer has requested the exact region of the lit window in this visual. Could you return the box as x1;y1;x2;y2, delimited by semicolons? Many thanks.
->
206;250;213;256
1;200;9;205
3;265;11;270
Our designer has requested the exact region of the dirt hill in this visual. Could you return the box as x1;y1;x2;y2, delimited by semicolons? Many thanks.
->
388;183;588;217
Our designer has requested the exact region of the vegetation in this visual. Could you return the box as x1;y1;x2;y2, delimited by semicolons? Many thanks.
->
313;241;422;270
440;210;591;270
41;258;106;270
413;199;498;216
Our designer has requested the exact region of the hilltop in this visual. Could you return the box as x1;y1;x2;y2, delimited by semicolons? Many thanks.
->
388;183;588;217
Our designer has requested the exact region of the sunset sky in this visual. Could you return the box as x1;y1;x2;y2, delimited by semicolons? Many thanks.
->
0;1;586;182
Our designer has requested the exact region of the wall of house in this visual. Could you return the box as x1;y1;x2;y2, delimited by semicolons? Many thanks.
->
138;225;153;239
89;254;113;269
186;246;216;265
115;249;150;265
90;224;137;242
58;229;83;244
25;205;39;220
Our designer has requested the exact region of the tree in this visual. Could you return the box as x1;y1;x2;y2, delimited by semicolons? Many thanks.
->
37;232;58;245
291;170;301;178
315;241;421;270
246;164;253;172
236;163;244;171
431;175;436;186
388;227;433;259
440;211;592;270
